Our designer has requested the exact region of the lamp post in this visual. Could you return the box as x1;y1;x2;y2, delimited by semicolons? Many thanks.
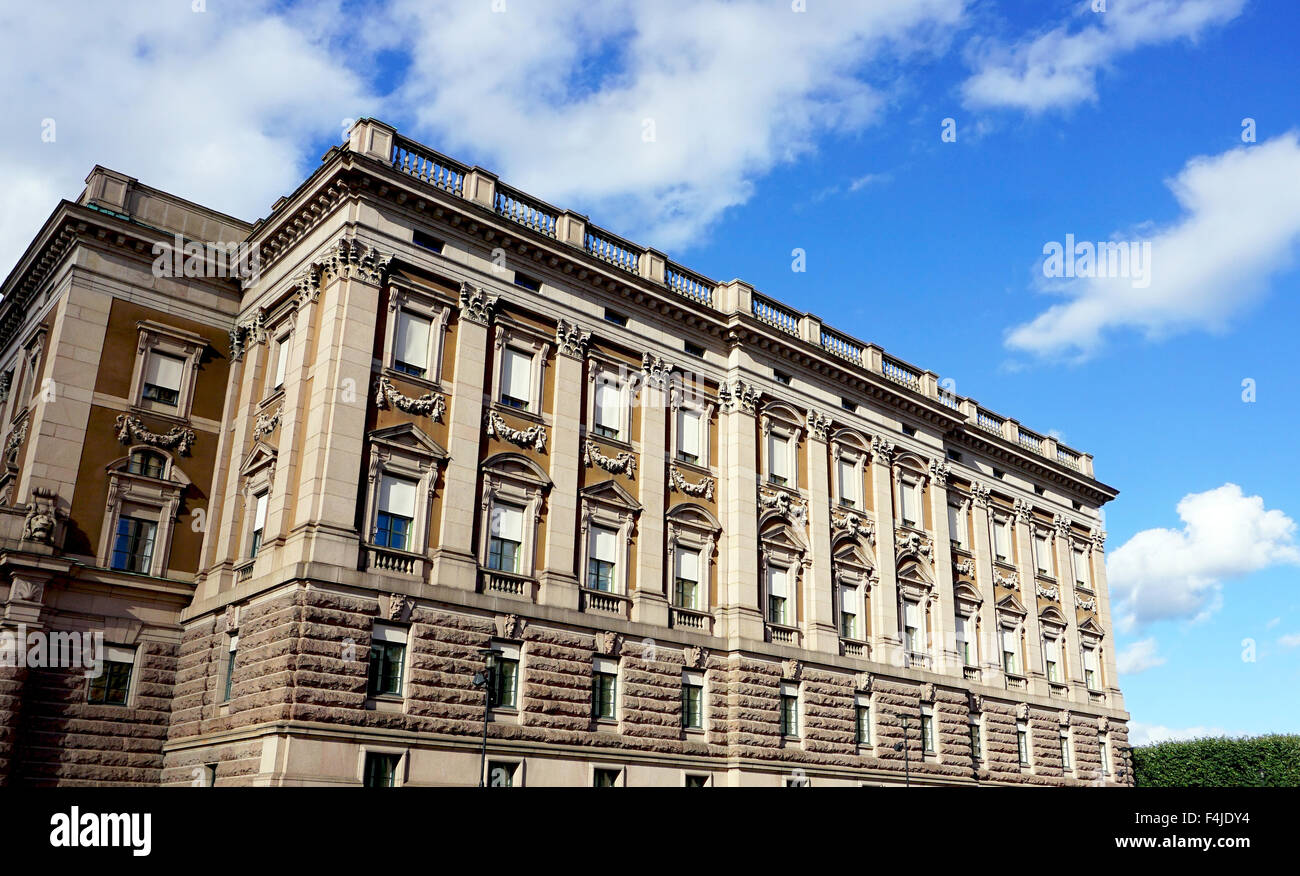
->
892;714;913;788
1117;745;1133;787
471;647;498;787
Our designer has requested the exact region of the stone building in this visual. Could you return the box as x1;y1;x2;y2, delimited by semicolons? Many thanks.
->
0;119;1128;786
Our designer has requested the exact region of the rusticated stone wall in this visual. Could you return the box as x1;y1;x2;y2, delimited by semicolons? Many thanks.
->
0;665;27;785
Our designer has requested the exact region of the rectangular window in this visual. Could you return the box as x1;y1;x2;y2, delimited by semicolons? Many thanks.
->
838;459;858;508
86;646;134;706
948;504;967;549
223;635;238;702
779;685;799;738
249;491;268;558
674;548;701;609
488;503;524;573
376;474;417;552
903;599;921;654
603;309;628;327
1035;533;1053;575
921;708;936;754
682;671;704;730
839;584;858;639
111;515;156;573
592;659;618;721
1002;628;1020;675
142;351;184;407
956;614;973;666
394;310;432;378
492;653;519;709
678;408;702;465
363;752;400;788
1044;636;1060;682
487;761;517;787
768;434;790;486
1100;735;1111;775
855;703;871;745
1060;732;1073;770
500;347;532;410
592;767;621;787
368;625;407;697
412;229;443;252
1017;723;1030;766
970;720;983;760
272;335;290;389
587;525;618;592
593;379;621;439
1074;548;1090;587
900;480;922;527
684;774;709;788
767;566;789;626
993;517;1012;562
1083;647;1100;690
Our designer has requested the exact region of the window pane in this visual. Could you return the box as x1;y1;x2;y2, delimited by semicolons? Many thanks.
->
273;337;289;387
253;492;268;531
838;460;857;504
493;503;524;542
112;516;156;573
768;567;788;598
769;435;789;480
144;351;184;392
379;475;418;519
680;410;702;457
396;310;432;374
502;347;532;406
676;549;699;583
595;381;621;432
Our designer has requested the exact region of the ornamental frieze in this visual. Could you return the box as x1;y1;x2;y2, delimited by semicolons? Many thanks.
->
374;376;446;421
485;409;547;451
583;441;636;478
114;414;196;456
669;466;714;501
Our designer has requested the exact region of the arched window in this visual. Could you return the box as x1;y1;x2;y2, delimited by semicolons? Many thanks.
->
127;450;167;479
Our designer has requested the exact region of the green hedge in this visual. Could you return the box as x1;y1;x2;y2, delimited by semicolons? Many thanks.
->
1133;734;1300;787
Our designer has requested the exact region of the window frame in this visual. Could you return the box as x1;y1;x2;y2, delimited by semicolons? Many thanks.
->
670;395;714;469
586;358;634;444
367;623;409;700
129;321;207;420
362;425;447;572
778;681;801;740
681;669;705;732
98;450;189;578
382;284;451;388
591;656;620;723
86;644;137;707
490;324;549;415
760;411;802;490
832;441;866;510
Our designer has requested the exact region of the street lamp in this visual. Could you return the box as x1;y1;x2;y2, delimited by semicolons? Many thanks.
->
892;714;913;788
1117;745;1133;787
471;647;499;787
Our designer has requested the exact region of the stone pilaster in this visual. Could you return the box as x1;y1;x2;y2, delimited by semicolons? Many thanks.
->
537;324;586;610
1013;500;1046;691
1054;515;1085;695
927;461;958;672
631;354;670;626
1089;529;1123;709
868;437;901;666
970;484;1000;677
717;374;764;645
804;411;837;653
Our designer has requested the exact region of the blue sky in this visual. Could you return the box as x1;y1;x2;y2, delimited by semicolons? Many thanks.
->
3;0;1299;743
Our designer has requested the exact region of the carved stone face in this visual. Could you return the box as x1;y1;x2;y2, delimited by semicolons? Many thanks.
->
25;510;54;543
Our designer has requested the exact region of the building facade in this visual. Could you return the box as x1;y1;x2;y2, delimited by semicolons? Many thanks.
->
0;119;1128;787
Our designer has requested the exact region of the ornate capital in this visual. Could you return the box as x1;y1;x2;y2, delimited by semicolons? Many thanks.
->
641;352;673;390
115;414;196;456
806;409;833;442
583;441;636;478
971;481;992;508
1013;498;1034;524
555;318;592;359
870;436;894;465
459;282;497;325
1091;528;1107;550
669;466;714;501
486;410;547;452
1053;513;1073;537
928;459;951;486
316;237;391;286
719;378;761;414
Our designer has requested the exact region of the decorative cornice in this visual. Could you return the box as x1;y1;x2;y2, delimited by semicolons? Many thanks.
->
669;466;714;501
459;281;497;325
252;405;284;440
759;488;807;527
806;409;833;442
555;318;592;359
718;378;761;414
114;414;196;456
583;441;636;477
374;376;446;421
485;409;547;451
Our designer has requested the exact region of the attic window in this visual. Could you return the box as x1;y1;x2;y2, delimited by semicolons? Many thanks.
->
412;229;444;253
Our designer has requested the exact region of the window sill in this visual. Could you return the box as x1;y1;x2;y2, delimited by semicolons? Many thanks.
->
586;430;633;452
366;696;405;713
673;457;712;476
491;400;546;425
383;366;444;396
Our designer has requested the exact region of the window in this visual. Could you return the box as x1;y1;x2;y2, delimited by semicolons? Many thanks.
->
1035;533;1053;576
375;474;417;552
1043;634;1061;682
1083;646;1100;690
587;525;618;592
141;351;184;407
499;346;533;410
682;671;704;730
993;516;1012;562
767;566;790;626
223;635;238;702
487;761;518;787
368;624;407;698
902;425;917;437
412;228;443;252
839;584;859;639
921;707;936;754
841;398;857;413
902;600;921;654
946;449;963;462
86;646;134;706
1099;735;1111;775
677;408;703;465
956;614;974;666
592;659;618;721
127;450;166;479
513;272;541;292
394;310;433;378
948;503;968;549
970;718;983;760
592;767;622;787
838;458;859;508
684;774;710;788
779;683;799;739
488;502;525;573
855;701;871;746
271;334;290;390
593;379;622;439
491;644;520;709
1017;722;1031;766
899;478;922;527
603;309;628;327
1060;731;1073;770
363;752;401;788
674;548;701;610
249;491;268;558
1002;628;1020;675
1073;547;1090;587
683;341;705;358
768;433;791;486
773;370;791;386
111;516;156;573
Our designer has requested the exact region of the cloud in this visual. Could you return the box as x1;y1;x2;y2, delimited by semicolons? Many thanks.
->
848;173;892;192
1129;722;1230;747
962;0;1245;113
1005;133;1300;359
1117;637;1166;674
1266;617;1281;629
0;0;374;273
1280;633;1300;649
1108;484;1300;631
388;0;966;250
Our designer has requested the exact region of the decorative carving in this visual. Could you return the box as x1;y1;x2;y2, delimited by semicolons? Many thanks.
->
954;557;974;577
782;659;802;681
495;613;527;640
252;405;284;440
223;604;239;634
1036;583;1059;600
486;410;547;451
718;379;761;414
387;592;413;622
920;682;936;704
11;577;44;603
459;282;497;325
555;318;591;359
895;529;933;559
669;466;714;501
870;436;894;465
315;237;391;286
0;371;10;403
1059;710;1073;728
969;693;983;714
683;645;709;670
1075;594;1097;612
4;419;28;468
374;376;446;421
583;441;636;478
595;630;621;656
759;488;807;527
1053;513;1073;536
114;414;196;456
971;482;992;508
806;410;832;442
928;460;951;485
858;672;873;692
21;487;57;544
641;352;672;390
832;510;875;544
995;569;1020;589
229;310;265;362
1098;715;1110;733
1016;702;1030;721
1091;528;1107;549
1013;498;1034;524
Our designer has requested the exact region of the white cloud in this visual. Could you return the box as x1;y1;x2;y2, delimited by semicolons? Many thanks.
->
1280;633;1300;649
1108;484;1300;630
1266;617;1281;629
1117;637;1166;674
388;0;966;251
962;0;1245;113
1005;133;1300;358
0;1;374;274
1129;722;1230;747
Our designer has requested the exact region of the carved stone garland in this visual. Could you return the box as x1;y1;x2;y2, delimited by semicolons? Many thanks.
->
486;409;547;451
115;414;196;456
831;509;875;544
669;466;714;501
583;441;636;477
374;375;446;421
759;488;807;527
